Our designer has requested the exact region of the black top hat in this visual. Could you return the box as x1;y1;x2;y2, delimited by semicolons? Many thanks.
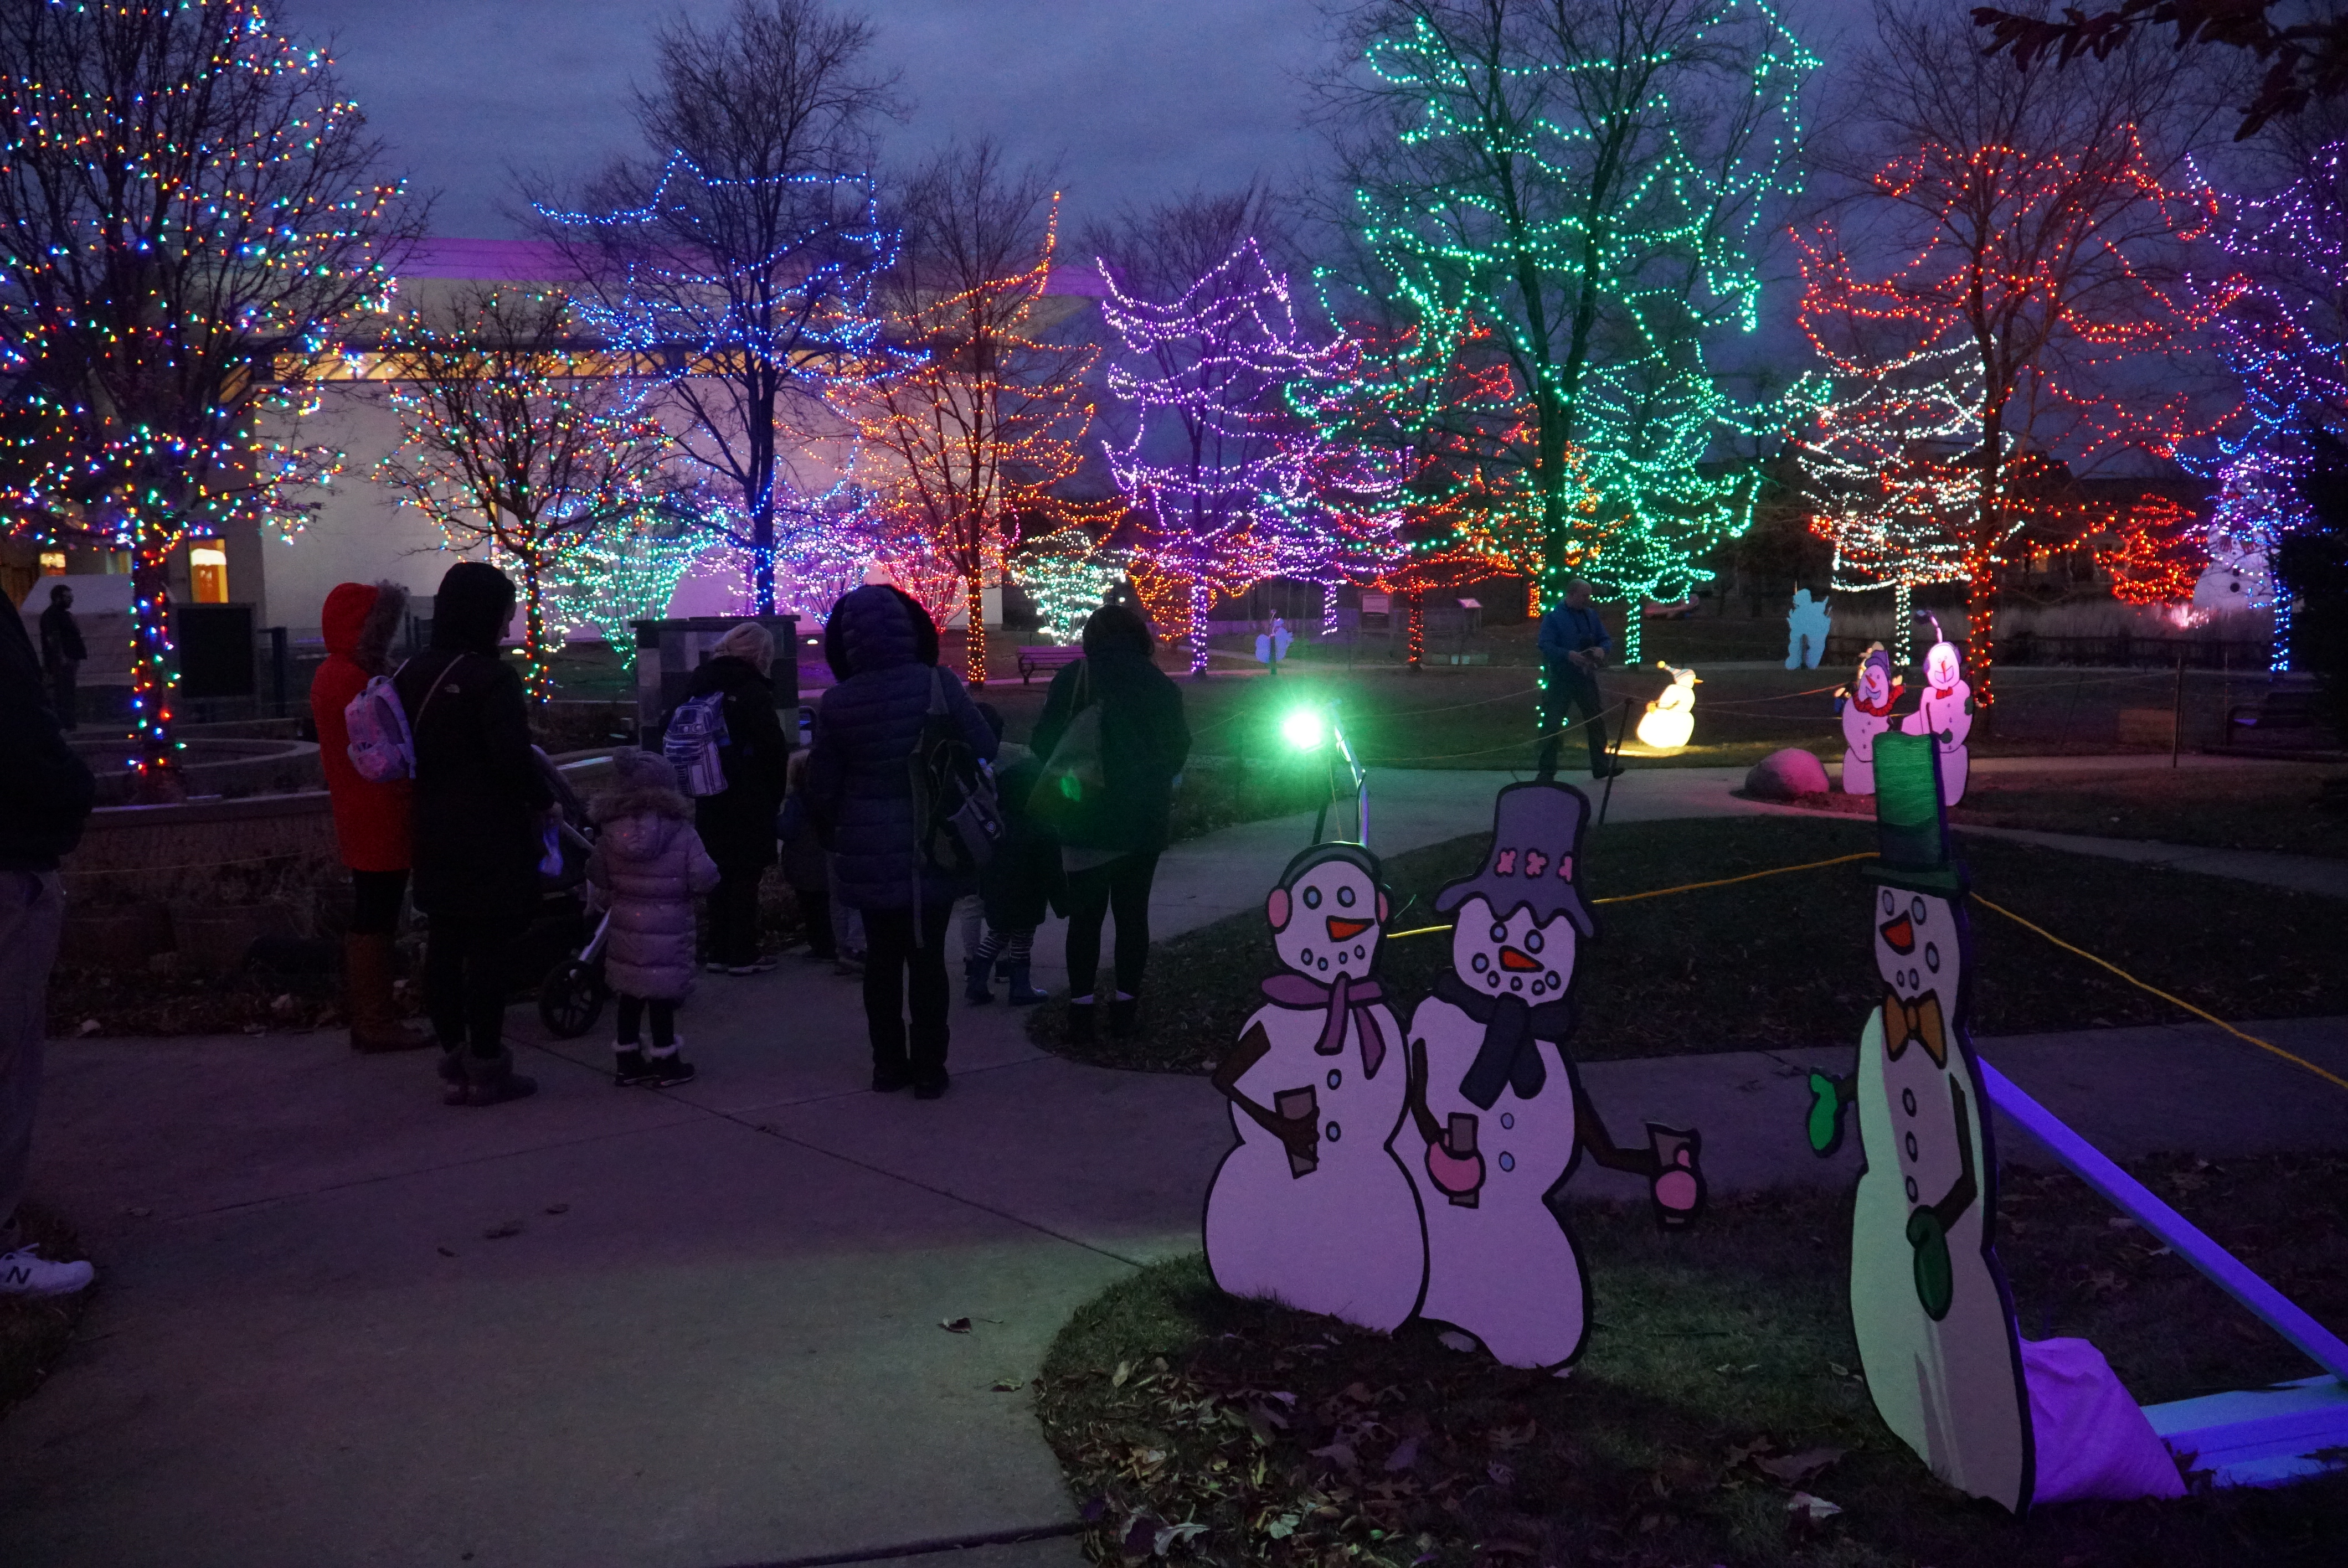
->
1434;780;1597;935
1868;730;1965;895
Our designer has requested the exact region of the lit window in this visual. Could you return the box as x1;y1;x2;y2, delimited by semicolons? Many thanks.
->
38;550;66;575
190;544;229;604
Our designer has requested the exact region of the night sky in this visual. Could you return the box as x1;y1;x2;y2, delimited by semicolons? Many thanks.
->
279;0;1340;240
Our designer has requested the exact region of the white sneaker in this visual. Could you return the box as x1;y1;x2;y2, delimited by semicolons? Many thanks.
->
0;1245;94;1297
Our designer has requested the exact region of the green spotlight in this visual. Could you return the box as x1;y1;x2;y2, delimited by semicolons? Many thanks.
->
1281;707;1327;751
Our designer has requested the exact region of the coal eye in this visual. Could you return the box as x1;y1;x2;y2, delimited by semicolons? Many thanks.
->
1881;889;1894;914
1303;886;1321;909
1525;930;1543;953
1911;897;1927;924
1337;885;1356;907
1490;922;1507;943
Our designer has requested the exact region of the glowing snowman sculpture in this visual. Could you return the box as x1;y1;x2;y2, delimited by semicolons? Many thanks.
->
1836;645;1903;796
1204;842;1425;1331
1806;733;2184;1512
1401;780;1706;1369
1634;663;1701;751
1900;635;1974;804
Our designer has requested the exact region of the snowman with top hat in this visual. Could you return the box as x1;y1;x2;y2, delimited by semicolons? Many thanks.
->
1401;778;1706;1370
1899;621;1974;804
1204;842;1425;1332
1804;732;2184;1512
1835;644;1903;796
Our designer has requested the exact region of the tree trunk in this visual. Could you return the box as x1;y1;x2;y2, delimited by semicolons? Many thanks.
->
1187;579;1212;675
964;570;988;688
128;549;184;801
522;554;547;704
1406;590;1424;671
1620;602;1643;666
1894;581;1914;666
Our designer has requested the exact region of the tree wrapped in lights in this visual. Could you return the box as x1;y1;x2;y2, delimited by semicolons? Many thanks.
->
1796;4;2232;707
1015;527;1130;644
541;0;904;616
2094;493;2210;605
375;288;677;700
2189;138;2348;668
0;0;416;786
543;494;710;661
1321;0;1816;659
1099;236;1355;672
851;143;1105;685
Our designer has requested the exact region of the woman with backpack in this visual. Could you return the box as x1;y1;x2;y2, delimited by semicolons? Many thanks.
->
669;621;789;975
1028;602;1190;1043
393;561;554;1107
311;580;427;1054
802;585;995;1099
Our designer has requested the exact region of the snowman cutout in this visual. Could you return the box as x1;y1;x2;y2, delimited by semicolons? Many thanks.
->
1634;662;1701;751
1402;780;1706;1370
1785;588;1832;669
1835;644;1903;796
1204;842;1424;1331
1806;733;2182;1511
1900;626;1974;804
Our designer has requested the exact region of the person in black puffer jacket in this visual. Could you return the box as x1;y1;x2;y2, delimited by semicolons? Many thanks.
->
674;621;790;974
803;586;995;1098
394;561;554;1107
1029;602;1190;1043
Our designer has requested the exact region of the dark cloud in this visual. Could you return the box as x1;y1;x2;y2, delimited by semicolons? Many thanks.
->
281;0;1330;237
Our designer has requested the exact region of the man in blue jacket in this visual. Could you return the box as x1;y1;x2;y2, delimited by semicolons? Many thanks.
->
1;588;96;1297
1536;580;1623;778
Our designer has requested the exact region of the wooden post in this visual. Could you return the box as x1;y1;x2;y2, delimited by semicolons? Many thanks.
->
2171;653;2185;768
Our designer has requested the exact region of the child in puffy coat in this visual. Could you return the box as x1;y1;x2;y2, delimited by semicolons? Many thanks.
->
586;749;721;1086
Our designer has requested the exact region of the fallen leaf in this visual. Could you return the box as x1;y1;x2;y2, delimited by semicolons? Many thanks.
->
1437;1329;1479;1353
76;1018;101;1036
435;1246;456;1258
988;1379;1022;1392
1153;1520;1207;1554
1488;1419;1537;1450
125;1206;153;1219
543;1203;569;1215
940;1317;973;1334
1383;1436;1419;1471
1756;1447;1845;1484
1486;1460;1515;1487
1309;1440;1358;1471
1786;1491;1843;1522
482;1220;524;1240
1110;1357;1129;1383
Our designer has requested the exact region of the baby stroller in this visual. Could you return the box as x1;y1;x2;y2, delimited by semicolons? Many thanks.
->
529;748;611;1039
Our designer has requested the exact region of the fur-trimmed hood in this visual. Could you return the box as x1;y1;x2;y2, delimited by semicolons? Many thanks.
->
591;782;694;827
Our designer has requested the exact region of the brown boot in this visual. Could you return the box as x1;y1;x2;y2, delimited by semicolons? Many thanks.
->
346;932;428;1053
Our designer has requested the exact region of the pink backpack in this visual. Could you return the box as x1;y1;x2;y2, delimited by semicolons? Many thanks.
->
344;658;460;783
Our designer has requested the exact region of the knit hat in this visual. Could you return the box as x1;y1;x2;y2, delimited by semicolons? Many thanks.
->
609;747;678;794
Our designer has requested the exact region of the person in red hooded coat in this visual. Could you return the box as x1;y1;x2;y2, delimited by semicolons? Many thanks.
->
312;581;427;1052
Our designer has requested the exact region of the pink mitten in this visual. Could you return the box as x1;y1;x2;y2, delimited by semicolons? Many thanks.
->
1425;1141;1484;1196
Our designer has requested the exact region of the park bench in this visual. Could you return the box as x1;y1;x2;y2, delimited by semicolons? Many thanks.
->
1015;643;1084;685
2226;682;2329;750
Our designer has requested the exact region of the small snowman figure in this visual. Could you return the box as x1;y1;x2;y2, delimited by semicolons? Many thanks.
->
1835;643;1903;796
1635;662;1701;751
1900;625;1974;804
1402;780;1705;1370
1786;588;1832;669
1254;615;1294;673
1204;842;1424;1331
1804;734;2183;1512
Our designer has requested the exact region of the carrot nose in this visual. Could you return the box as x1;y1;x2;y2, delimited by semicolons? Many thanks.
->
1880;915;1914;954
1326;916;1371;942
1498;946;1540;972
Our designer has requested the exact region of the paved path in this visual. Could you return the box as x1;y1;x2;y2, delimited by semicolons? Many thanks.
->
6;756;2344;1567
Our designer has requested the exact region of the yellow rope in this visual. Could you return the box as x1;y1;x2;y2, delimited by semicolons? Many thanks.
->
1384;850;1876;938
1973;896;2348;1095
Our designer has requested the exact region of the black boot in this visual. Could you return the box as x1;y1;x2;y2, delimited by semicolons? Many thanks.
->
449;1049;537;1108
1109;996;1139;1039
1005;962;1048;1005
612;1046;654;1087
1065;1001;1096;1045
963;956;993;1005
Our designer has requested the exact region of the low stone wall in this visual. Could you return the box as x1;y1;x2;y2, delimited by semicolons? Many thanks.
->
59;792;342;969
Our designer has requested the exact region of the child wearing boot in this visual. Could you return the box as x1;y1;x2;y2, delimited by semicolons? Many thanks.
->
964;703;1059;1006
586;750;720;1086
776;749;836;963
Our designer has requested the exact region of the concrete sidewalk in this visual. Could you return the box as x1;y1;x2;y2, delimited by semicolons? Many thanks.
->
6;759;2345;1567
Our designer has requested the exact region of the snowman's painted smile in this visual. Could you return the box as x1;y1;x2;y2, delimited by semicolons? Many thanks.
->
1326;916;1371;942
1879;914;1915;954
1497;946;1541;972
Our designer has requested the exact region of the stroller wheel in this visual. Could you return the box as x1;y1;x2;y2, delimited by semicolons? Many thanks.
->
538;958;605;1039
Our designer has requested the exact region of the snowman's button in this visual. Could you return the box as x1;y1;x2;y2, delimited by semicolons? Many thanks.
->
1904;1175;1919;1202
1904;1132;1919;1162
1902;1087;1917;1117
1500;1112;1514;1130
1325;1121;1341;1142
1497;1152;1515;1172
1326;1069;1341;1090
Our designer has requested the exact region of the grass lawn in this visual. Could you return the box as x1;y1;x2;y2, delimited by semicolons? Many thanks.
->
1030;816;2348;1074
1769;763;2348;859
0;1205;91;1420
1037;1154;2348;1566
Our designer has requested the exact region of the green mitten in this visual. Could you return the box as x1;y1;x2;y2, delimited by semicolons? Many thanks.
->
1907;1208;1953;1319
1806;1072;1847;1156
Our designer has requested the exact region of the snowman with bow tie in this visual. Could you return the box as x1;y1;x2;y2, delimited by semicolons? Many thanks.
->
1204;842;1425;1331
1899;626;1974;804
1401;780;1706;1370
1805;733;2182;1512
